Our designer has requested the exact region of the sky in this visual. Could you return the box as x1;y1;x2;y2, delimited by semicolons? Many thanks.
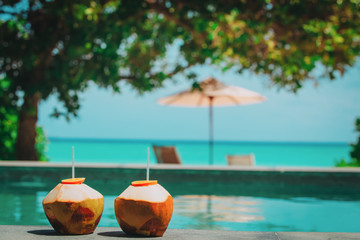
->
38;62;360;143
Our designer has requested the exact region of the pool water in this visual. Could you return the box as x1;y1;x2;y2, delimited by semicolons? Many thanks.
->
1;191;360;232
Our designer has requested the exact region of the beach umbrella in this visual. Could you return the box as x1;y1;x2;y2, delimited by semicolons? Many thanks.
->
158;77;266;165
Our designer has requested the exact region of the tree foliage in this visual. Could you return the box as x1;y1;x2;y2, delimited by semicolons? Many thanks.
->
0;76;18;159
336;118;360;167
0;0;360;160
350;118;360;160
0;77;48;160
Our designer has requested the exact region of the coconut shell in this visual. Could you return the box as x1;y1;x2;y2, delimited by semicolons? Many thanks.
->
114;183;173;237
43;183;104;235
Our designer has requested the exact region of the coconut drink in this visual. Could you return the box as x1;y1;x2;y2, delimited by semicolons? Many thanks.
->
42;147;104;234
114;148;173;237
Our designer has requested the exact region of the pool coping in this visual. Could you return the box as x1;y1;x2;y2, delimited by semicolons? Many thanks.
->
1;225;359;240
1;160;360;173
3;160;360;198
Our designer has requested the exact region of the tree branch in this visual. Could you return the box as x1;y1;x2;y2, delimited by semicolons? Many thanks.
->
0;9;27;16
119;62;195;82
161;63;195;79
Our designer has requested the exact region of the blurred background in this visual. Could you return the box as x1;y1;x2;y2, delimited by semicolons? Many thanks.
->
1;0;359;167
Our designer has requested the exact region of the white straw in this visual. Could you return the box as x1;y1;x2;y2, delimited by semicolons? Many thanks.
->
72;146;75;179
146;147;149;181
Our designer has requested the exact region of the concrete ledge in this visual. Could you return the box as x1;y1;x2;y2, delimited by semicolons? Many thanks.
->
2;160;360;172
1;225;359;240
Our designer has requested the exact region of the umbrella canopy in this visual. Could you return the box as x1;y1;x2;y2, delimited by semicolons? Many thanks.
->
158;77;266;165
158;77;266;107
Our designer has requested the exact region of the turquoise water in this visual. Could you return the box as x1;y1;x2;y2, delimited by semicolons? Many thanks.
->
1;191;360;232
46;138;350;167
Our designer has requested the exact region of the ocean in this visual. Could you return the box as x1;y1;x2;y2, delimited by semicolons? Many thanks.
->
45;138;351;167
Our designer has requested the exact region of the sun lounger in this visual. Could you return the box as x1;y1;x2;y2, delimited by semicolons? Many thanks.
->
226;154;255;166
152;145;182;164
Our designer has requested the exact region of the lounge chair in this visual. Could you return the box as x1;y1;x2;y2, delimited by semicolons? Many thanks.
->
226;154;255;166
152;145;182;164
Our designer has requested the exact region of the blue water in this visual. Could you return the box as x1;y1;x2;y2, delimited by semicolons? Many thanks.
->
46;138;350;167
1;192;360;232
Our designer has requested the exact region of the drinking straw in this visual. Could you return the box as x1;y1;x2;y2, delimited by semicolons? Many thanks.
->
72;146;75;179
146;147;150;181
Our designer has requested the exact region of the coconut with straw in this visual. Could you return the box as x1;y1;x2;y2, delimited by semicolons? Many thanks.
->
114;147;173;237
42;146;104;234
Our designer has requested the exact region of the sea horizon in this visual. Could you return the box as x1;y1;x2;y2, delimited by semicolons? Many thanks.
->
45;137;351;167
48;137;349;146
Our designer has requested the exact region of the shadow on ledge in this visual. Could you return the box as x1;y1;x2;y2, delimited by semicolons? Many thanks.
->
27;229;61;236
98;231;154;238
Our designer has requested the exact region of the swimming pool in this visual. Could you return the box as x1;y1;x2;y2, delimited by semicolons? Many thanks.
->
1;163;360;232
1;190;360;232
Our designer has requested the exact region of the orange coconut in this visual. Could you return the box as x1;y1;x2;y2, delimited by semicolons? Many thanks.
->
114;180;173;237
43;178;104;235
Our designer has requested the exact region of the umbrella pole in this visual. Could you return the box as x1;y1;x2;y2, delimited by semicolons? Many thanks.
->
209;96;214;165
